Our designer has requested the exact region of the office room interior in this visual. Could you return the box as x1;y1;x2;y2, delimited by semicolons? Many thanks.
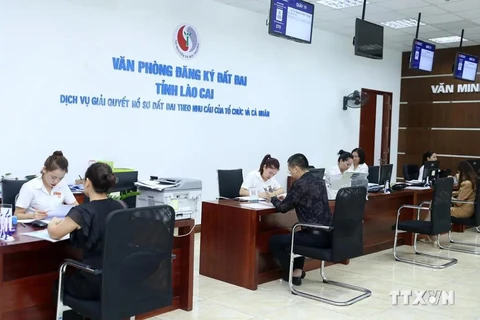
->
1;0;480;319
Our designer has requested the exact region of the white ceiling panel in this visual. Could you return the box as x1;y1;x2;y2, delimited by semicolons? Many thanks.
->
376;0;431;11
436;0;480;13
398;6;448;19
215;0;480;52
421;13;463;24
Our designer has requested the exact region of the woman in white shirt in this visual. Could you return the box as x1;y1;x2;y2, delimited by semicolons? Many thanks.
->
349;147;369;174
239;154;284;198
15;151;79;220
417;151;437;181
327;150;354;177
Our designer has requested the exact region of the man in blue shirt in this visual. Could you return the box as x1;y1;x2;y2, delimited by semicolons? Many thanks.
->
267;153;332;286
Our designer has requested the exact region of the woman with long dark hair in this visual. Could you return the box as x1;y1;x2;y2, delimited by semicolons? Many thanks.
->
451;160;477;218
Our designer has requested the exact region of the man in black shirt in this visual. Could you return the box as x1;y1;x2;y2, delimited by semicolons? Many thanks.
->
267;153;332;286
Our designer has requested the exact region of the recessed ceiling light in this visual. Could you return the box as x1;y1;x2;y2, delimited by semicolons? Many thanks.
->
381;19;426;29
429;36;468;44
316;0;368;9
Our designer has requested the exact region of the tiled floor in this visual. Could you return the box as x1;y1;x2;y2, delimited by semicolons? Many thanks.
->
152;230;480;320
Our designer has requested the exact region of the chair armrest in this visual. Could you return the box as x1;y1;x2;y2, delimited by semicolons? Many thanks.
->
291;222;333;233
452;199;474;205
60;259;102;275
399;204;431;211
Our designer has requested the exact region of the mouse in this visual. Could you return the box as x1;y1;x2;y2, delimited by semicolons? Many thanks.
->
31;220;48;228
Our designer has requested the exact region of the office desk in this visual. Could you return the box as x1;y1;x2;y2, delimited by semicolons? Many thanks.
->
199;200;349;291
199;190;442;290
0;220;194;320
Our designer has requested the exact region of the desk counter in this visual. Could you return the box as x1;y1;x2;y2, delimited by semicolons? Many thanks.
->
0;219;194;320
199;189;436;291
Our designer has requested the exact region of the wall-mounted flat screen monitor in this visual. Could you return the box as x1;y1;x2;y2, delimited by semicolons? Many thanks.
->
409;39;435;72
354;18;384;60
268;0;314;44
453;52;479;82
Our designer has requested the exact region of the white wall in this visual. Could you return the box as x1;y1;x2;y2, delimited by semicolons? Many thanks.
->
0;0;401;224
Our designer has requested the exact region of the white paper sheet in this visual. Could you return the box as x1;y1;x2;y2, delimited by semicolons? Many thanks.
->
235;196;267;202
22;229;69;242
240;202;274;209
47;205;74;218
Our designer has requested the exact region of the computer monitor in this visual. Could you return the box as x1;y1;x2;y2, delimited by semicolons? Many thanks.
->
368;166;380;184
467;159;480;176
379;164;393;186
309;168;325;180
422;161;439;182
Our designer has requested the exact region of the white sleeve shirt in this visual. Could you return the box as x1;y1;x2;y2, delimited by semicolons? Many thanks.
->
348;163;369;174
15;176;77;213
417;165;424;181
240;170;281;193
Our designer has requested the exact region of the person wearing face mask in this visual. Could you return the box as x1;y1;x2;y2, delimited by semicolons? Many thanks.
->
418;151;437;181
15;151;79;220
240;154;284;198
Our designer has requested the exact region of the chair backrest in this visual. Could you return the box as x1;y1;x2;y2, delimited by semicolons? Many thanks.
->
368;166;380;184
331;186;367;262
403;164;419;181
101;205;175;319
473;179;480;226
309;168;325;180
217;169;243;199
430;177;454;235
1;179;27;214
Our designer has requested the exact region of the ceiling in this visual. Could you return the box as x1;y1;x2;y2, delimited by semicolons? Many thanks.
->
214;0;480;52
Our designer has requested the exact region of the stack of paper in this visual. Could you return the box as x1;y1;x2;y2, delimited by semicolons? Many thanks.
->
22;229;69;242
135;181;177;191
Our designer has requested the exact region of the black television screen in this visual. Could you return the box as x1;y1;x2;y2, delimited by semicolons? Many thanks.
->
354;18;384;60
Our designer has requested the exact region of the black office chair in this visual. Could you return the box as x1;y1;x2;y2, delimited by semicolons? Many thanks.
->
403;164;419;181
289;186;371;306
1;179;27;214
217;169;243;199
436;179;480;254
56;205;176;320
393;177;457;269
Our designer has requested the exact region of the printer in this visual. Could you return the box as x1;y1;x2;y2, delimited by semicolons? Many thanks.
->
135;177;202;220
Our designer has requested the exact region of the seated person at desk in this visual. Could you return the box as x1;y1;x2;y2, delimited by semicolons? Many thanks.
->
422;161;477;243
267;153;332;286
15;151;78;220
451;161;477;219
418;151;437;181
328;150;353;177
239;154;284;198
48;162;125;299
348;147;368;174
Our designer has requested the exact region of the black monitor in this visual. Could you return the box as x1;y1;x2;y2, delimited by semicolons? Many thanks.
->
354;18;384;60
309;168;325;180
422;161;439;181
379;164;393;186
368;166;380;184
467;159;480;176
